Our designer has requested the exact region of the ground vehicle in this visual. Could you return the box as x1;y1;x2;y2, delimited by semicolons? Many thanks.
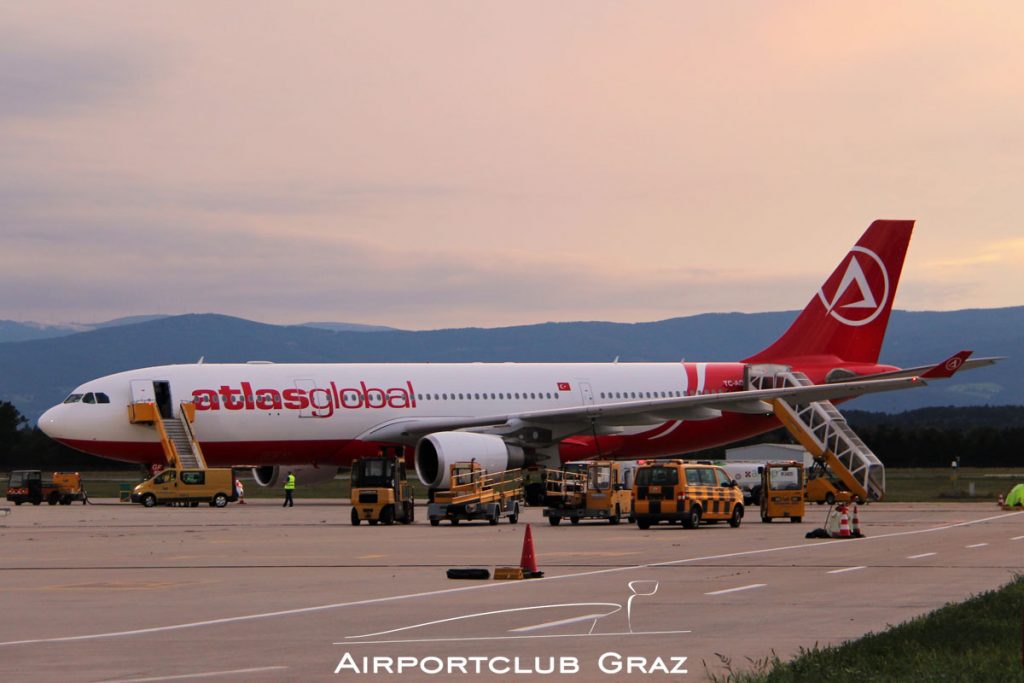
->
804;463;858;505
427;461;523;526
6;471;87;506
350;454;415;525
759;461;805;523
632;460;744;530
543;460;633;525
130;468;237;507
717;461;768;505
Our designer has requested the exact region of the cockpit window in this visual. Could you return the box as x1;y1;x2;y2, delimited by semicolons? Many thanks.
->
83;393;96;404
96;393;110;404
63;394;84;404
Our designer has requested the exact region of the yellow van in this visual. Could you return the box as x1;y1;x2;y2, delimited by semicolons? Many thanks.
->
633;460;744;530
131;468;237;508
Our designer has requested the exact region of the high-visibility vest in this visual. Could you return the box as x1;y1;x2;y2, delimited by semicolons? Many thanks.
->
284;474;296;490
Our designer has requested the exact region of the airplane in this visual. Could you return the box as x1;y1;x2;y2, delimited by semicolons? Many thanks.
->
38;220;996;491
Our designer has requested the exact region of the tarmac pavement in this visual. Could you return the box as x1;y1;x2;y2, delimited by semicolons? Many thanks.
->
1;500;1020;682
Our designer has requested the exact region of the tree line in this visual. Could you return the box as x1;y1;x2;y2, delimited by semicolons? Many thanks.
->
0;402;128;472
2;400;1023;472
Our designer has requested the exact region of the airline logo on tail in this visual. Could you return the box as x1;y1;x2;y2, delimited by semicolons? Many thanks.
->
816;246;890;327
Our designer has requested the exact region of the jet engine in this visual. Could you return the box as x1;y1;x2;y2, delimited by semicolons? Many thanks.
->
251;465;339;488
415;432;524;488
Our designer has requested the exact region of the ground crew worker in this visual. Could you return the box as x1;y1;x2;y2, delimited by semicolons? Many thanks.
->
234;477;245;504
283;471;295;507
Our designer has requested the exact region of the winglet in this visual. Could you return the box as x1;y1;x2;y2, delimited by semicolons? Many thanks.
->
921;350;973;379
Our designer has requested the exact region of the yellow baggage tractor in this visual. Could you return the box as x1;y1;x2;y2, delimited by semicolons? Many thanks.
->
760;461;805;523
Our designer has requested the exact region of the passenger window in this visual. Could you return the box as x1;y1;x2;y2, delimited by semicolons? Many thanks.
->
685;469;702;486
699;469;716;486
713;468;731;486
181;471;205;485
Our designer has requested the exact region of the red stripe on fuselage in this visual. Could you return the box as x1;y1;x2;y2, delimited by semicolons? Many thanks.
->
55;438;376;467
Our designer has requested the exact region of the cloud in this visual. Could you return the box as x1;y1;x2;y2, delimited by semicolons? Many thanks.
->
0;33;153;119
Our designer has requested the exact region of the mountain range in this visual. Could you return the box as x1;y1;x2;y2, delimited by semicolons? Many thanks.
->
0;317;396;343
0;307;1019;421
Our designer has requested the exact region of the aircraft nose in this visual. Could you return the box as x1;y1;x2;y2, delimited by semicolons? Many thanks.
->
38;404;65;440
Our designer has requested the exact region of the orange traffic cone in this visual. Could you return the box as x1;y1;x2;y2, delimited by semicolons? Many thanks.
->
851;505;861;537
838;505;851;538
519;524;543;578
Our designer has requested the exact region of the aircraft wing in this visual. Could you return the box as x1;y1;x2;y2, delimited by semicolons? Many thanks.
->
827;352;1002;383
358;375;926;443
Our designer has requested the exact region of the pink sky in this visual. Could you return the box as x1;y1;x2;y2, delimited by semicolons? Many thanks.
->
2;2;1022;328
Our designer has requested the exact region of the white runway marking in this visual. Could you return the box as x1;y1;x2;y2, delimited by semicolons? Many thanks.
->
1012;535;1024;541
705;583;766;596
827;566;866;574
966;543;988;548
96;666;287;683
3;510;1020;648
906;553;936;559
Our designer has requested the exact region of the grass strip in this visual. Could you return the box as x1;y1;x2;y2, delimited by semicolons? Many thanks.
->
715;575;1024;682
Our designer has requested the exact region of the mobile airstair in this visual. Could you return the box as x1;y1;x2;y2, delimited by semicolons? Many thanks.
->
128;400;207;470
747;366;884;501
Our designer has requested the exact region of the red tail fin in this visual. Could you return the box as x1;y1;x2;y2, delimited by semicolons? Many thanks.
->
745;219;914;365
